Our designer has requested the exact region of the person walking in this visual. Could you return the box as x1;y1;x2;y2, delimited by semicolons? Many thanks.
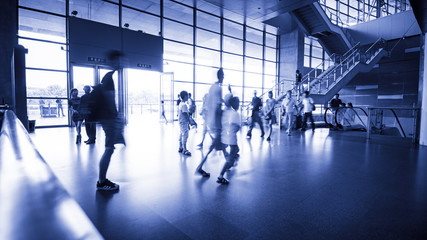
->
281;90;297;136
178;90;191;156
197;93;210;148
217;96;241;184
80;85;96;144
246;90;264;138
196;68;224;177
92;71;125;191
301;91;315;132
264;91;286;141
56;98;65;117
69;88;83;144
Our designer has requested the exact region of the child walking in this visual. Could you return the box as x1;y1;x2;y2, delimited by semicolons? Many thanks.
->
178;91;191;156
217;96;241;184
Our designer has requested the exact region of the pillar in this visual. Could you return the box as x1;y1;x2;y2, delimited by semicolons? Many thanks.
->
420;33;427;146
278;14;305;94
0;0;18;106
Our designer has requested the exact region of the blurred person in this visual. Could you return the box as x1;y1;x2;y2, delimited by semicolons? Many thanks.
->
176;94;181;119
39;99;45;117
188;93;196;117
196;68;224;177
264;91;286;141
69;88;83;144
178;90;192;156
330;94;342;110
217;96;241;184
295;69;303;97
197;93;210;148
92;71;125;191
80;85;96;144
56;98;65;117
160;100;168;123
281;90;297;136
246;90;265;138
301;91;315;132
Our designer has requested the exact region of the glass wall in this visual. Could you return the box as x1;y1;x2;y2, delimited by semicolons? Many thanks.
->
319;0;412;26
18;0;278;126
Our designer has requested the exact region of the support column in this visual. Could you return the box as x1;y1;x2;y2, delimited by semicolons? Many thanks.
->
419;33;427;146
278;15;304;94
0;0;18;106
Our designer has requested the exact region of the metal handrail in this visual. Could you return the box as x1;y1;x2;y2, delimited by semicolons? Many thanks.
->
365;37;384;54
324;106;369;129
366;107;420;143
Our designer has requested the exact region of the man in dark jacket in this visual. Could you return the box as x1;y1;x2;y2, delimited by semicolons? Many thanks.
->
80;85;96;144
247;90;265;138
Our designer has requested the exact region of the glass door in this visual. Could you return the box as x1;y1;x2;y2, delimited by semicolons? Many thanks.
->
125;68;161;124
161;72;174;122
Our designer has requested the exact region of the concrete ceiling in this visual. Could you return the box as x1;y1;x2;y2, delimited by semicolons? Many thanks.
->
199;0;315;23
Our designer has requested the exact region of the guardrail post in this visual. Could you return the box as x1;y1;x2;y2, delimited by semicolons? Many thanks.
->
367;108;371;139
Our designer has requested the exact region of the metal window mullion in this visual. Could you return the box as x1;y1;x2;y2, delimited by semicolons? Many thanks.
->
262;27;266;95
193;6;196;99
242;24;246;103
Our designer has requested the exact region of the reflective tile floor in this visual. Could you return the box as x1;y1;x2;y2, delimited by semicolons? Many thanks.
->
30;116;427;239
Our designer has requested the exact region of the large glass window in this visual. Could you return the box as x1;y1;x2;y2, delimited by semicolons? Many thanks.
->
223;53;243;71
164;19;193;44
19;39;67;71
19;9;66;42
122;7;160;36
164;0;193;25
19;0;65;15
195;66;218;84
122;0;160;15
196;47;220;67
197;11;220;33
196;29;220;50
223;36;243;55
164;40;193;64
69;0;119;26
224;20;243;39
246;42;263;59
246;27;263;44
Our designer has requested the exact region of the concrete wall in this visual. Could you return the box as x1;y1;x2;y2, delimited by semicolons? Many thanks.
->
0;0;17;106
348;10;421;46
338;36;420;108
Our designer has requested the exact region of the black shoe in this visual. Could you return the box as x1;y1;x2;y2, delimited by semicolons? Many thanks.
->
84;139;90;143
266;137;271;141
86;140;95;144
260;133;265;138
197;169;210;177
76;135;81;144
97;179;119;191
216;177;229;184
246;132;252;138
178;148;183;153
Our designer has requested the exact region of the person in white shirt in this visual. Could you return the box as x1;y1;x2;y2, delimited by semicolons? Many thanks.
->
301;91;315;131
217;96;241;184
282;90;297;136
178;91;191;156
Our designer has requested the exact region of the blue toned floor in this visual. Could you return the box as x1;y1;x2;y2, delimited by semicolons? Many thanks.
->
30;116;427;239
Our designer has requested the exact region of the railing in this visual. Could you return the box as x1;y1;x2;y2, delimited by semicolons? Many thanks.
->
304;37;385;95
324;106;370;130
0;110;103;240
367;107;420;144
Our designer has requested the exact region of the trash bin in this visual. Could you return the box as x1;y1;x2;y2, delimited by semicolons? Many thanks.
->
28;120;36;132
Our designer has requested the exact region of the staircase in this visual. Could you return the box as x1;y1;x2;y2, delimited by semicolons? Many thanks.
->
301;38;388;104
291;1;354;55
